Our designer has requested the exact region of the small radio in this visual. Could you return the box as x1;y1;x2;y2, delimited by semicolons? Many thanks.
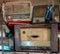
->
20;27;50;47
4;1;32;22
14;24;58;52
32;6;46;23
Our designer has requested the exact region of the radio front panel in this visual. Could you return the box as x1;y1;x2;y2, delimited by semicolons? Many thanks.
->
6;14;30;21
20;28;50;47
5;1;32;22
15;24;58;52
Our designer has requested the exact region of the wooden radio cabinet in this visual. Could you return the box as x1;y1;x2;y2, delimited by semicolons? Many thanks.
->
14;24;58;52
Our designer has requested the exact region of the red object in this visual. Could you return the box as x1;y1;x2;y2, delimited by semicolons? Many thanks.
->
58;30;60;32
8;21;31;25
7;21;31;29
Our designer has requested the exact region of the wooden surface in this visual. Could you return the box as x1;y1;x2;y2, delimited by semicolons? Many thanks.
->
20;28;50;46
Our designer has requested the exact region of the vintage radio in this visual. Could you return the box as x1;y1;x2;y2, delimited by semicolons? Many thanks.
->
32;5;59;23
14;24;58;52
32;5;46;23
4;1;32;22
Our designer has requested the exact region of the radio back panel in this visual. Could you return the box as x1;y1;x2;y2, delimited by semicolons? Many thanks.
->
5;1;32;22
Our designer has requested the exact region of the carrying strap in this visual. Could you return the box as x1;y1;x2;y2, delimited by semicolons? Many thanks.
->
45;5;54;20
45;0;54;20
